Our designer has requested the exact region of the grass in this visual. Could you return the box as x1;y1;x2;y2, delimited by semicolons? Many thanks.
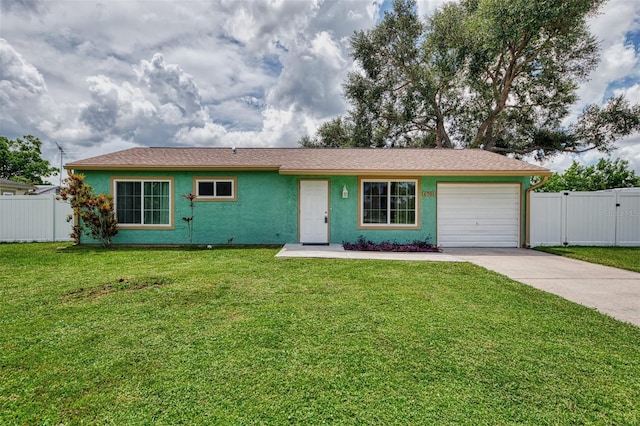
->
1;243;639;425
535;246;640;273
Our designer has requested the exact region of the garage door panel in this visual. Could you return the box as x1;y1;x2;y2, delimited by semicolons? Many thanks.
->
437;183;520;248
444;211;518;220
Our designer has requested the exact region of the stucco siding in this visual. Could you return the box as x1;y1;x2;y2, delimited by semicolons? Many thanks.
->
78;170;530;246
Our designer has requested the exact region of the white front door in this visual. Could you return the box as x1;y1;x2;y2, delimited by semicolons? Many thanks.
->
299;180;329;244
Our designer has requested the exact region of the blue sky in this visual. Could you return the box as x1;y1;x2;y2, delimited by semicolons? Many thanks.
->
0;0;639;179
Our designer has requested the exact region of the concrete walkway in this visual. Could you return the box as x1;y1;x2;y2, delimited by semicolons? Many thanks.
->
276;244;640;327
444;248;640;327
275;243;460;261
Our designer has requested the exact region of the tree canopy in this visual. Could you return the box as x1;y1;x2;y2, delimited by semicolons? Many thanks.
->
537;158;640;192
0;135;58;184
300;0;640;159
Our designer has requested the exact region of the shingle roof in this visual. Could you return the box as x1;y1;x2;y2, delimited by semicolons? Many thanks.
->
66;147;550;176
0;178;35;188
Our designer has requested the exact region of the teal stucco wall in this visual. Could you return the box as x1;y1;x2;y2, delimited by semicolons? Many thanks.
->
79;170;531;246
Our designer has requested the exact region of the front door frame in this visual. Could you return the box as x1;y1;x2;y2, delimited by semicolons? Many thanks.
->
298;179;330;244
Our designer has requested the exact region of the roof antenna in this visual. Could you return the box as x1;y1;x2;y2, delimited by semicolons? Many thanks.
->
54;141;64;186
232;147;237;154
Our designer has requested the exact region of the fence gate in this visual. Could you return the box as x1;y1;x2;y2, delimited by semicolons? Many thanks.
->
530;189;640;247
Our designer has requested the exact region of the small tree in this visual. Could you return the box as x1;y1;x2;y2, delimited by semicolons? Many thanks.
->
58;174;118;248
537;158;640;192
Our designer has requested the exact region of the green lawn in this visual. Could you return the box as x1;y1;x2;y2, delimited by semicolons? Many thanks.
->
1;243;639;425
535;246;640;273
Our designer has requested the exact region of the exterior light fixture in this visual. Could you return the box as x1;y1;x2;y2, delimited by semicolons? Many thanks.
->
342;185;348;199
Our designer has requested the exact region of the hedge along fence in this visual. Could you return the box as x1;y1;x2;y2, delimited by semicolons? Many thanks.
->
0;194;73;242
530;189;640;247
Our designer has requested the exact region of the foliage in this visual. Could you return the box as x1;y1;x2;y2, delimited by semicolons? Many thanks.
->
300;0;640;159
0;135;58;184
343;235;440;252
1;243;640;424
181;193;196;245
299;117;356;148
535;246;640;273
58;173;118;247
536;158;640;192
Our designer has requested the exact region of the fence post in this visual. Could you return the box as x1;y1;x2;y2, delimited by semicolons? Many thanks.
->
562;192;568;246
51;194;56;242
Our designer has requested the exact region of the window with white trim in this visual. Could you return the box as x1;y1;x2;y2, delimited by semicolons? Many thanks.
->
196;178;235;199
115;180;171;226
361;179;417;226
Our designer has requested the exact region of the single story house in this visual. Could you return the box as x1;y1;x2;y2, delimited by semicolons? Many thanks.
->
0;178;35;195
65;147;551;247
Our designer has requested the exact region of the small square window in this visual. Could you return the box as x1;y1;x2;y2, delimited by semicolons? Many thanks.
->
195;178;236;200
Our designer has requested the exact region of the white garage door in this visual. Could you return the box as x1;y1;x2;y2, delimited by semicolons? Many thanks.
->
437;183;520;248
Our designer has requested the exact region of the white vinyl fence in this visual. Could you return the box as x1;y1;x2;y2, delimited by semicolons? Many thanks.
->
0;195;73;242
530;189;640;247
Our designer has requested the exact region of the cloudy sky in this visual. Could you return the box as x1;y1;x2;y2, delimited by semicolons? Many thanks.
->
1;0;639;180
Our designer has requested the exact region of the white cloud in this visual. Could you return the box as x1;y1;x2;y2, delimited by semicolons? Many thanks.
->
0;38;47;101
175;122;228;146
614;83;640;100
79;75;157;133
415;0;448;18
136;54;203;117
309;31;346;70
576;0;640;106
0;38;62;140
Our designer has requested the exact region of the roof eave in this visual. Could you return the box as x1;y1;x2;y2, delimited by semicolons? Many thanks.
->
65;164;551;177
66;165;281;172
279;169;552;177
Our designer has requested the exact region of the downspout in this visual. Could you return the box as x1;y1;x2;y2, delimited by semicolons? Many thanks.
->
524;175;550;248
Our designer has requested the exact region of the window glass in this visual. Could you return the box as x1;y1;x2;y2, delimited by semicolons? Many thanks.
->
390;181;416;224
116;181;141;224
363;182;388;224
216;181;233;197
143;181;170;225
198;181;214;197
115;180;170;225
361;180;416;226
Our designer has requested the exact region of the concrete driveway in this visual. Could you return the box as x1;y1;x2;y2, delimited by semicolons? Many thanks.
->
444;248;640;328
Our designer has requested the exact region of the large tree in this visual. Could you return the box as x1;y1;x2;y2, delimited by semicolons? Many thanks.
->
0;135;58;184
301;0;640;158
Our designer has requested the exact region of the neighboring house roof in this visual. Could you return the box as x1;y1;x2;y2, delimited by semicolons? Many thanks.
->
31;185;60;195
0;178;35;190
66;147;551;176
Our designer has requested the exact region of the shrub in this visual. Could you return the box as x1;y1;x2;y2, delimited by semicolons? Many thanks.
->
343;236;440;252
58;173;118;248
